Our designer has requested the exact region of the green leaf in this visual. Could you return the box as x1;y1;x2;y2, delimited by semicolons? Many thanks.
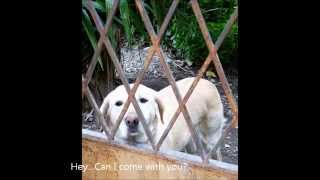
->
107;24;117;49
150;0;164;32
185;59;193;66
93;1;106;12
113;16;124;26
82;0;86;7
206;71;217;78
144;3;155;15
105;0;113;12
104;0;118;49
82;9;104;71
120;0;134;47
96;0;105;7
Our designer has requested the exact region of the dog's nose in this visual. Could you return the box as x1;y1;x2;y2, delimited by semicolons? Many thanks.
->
125;115;139;132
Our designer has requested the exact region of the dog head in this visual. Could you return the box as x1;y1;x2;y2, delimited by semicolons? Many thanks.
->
100;84;164;143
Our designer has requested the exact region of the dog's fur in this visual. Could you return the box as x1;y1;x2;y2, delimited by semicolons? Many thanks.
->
100;77;226;153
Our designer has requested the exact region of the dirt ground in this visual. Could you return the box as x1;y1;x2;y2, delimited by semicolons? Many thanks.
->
82;47;238;165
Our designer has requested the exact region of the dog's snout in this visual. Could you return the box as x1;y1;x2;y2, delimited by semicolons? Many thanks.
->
125;117;139;126
125;114;139;132
133;119;138;125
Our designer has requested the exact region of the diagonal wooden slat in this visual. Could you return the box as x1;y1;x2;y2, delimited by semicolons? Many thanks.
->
205;120;235;162
134;0;157;42
191;0;238;128
110;0;181;145
110;0;181;143
189;1;238;161
84;0;120;85
83;76;111;138
82;0;238;164
156;53;213;151
82;0;120;140
157;0;180;43
204;7;238;162
157;47;207;161
109;46;156;140
156;5;238;157
134;0;206;161
215;7;238;50
85;88;111;136
86;0;156;150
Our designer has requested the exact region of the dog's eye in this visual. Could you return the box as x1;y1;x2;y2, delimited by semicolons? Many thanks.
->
139;98;148;103
115;101;123;106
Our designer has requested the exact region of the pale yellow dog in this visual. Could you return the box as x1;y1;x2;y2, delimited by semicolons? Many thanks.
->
100;77;226;154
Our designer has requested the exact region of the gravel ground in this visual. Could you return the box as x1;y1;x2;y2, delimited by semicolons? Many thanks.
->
82;46;238;165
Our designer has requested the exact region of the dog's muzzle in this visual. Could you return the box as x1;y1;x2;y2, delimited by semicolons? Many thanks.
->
125;114;139;135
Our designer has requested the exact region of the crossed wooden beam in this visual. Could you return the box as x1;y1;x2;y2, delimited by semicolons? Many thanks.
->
82;0;238;163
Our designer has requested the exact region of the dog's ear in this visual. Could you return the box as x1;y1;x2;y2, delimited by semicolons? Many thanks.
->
155;97;164;124
100;97;109;116
100;97;111;127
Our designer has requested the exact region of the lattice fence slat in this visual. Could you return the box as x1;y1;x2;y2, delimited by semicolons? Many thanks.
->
82;0;238;164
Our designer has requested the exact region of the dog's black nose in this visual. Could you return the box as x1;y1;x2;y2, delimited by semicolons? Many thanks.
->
125;116;139;132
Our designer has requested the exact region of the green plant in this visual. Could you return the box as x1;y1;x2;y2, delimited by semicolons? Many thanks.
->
81;0;143;70
81;0;238;68
208;21;238;64
82;6;104;70
168;0;238;66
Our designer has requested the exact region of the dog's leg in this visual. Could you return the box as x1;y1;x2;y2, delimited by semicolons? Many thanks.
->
185;139;197;154
99;126;103;132
216;146;223;161
206;111;225;160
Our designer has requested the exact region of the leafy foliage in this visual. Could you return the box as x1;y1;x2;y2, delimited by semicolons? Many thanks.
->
81;0;238;67
82;7;104;70
167;0;238;65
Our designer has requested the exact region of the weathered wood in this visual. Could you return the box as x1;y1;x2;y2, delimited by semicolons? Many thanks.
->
191;0;238;128
82;129;238;180
215;7;238;50
86;0;156;149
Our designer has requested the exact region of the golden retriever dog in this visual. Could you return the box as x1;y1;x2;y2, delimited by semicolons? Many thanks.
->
100;77;226;156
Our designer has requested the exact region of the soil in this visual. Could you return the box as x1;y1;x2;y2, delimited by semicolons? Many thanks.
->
82;46;238;165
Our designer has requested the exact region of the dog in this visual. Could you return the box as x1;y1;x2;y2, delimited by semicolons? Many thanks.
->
100;77;226;156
